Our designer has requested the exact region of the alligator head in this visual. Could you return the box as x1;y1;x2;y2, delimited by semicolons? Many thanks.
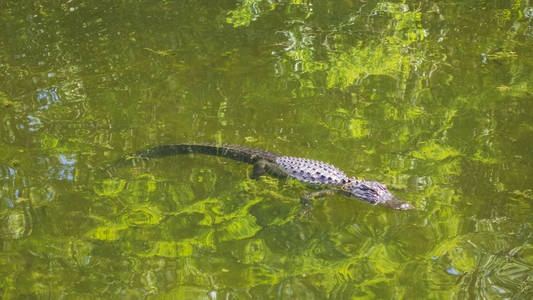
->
341;178;414;210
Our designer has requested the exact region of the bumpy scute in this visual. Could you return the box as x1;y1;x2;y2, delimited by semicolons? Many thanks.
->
275;156;349;185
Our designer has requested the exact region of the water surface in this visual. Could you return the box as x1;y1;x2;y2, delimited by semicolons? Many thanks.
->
1;1;532;298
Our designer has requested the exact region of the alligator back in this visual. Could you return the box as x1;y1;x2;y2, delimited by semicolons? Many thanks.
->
276;156;349;185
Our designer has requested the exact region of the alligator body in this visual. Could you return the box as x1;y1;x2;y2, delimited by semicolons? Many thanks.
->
121;143;414;210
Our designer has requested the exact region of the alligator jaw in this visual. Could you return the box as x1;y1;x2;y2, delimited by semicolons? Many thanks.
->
341;179;415;210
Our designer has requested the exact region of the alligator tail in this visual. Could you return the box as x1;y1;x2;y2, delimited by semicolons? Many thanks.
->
109;143;279;172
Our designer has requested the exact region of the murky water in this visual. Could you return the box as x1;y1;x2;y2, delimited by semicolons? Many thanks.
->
1;1;532;298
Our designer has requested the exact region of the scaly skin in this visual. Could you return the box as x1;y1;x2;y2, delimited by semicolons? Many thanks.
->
118;143;414;210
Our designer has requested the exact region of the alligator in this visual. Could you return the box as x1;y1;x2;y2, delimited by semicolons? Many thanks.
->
116;143;414;210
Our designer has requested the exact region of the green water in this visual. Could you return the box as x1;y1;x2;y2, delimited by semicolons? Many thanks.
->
1;1;533;298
